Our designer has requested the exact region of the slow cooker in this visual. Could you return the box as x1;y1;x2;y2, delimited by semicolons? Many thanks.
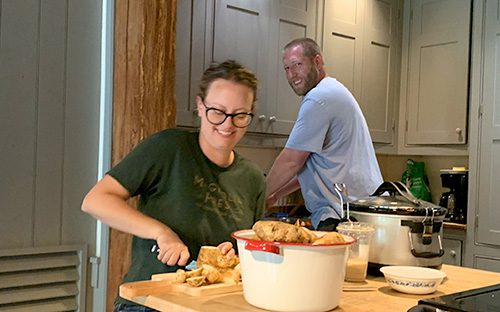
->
349;181;447;272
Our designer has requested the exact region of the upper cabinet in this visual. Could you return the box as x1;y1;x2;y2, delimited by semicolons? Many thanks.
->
211;0;271;135
475;0;500;248
176;0;472;153
464;0;500;272
176;0;318;136
322;0;402;144
405;0;471;145
175;0;207;128
264;1;318;135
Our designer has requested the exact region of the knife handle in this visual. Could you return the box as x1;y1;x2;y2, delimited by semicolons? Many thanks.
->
151;244;160;253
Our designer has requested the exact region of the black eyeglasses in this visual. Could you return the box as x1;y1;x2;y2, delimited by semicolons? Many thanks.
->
201;101;254;128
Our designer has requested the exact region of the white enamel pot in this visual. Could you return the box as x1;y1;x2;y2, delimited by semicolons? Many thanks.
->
231;229;355;312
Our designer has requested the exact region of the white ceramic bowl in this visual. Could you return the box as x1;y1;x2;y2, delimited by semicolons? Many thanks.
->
380;266;447;295
231;229;355;312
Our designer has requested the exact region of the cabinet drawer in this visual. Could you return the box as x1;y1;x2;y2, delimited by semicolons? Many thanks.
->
442;238;462;266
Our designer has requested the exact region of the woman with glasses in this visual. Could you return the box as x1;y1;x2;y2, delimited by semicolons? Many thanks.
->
82;60;265;312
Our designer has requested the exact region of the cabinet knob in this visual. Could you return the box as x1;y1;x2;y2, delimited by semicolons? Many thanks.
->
269;116;277;122
258;115;266;121
455;128;462;134
450;250;456;257
192;109;198;115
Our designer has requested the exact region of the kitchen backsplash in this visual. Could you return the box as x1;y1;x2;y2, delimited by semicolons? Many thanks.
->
376;154;469;205
235;146;468;206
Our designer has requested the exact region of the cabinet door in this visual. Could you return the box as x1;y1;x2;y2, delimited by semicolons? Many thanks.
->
177;0;317;135
359;0;400;143
475;256;500;273
323;0;364;99
176;0;270;129
176;0;209;127
212;0;270;87
263;0;317;135
406;0;471;144
211;0;271;133
476;0;500;247
323;0;400;144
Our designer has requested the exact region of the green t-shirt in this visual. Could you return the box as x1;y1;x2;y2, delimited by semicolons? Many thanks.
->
109;129;265;303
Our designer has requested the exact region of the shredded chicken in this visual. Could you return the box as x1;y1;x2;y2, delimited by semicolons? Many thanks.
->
174;246;241;287
252;220;345;244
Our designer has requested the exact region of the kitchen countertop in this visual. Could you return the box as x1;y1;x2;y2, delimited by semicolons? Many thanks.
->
443;221;467;230
120;264;500;311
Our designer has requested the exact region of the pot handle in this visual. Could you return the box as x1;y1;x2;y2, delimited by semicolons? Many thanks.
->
371;181;421;206
245;240;281;255
408;232;445;258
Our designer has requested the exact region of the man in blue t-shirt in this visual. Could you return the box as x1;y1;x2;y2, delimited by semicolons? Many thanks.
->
266;38;383;231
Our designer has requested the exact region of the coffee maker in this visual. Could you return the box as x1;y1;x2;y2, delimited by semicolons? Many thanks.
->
439;169;468;223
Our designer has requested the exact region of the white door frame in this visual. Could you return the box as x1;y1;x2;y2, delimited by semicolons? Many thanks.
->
93;0;114;310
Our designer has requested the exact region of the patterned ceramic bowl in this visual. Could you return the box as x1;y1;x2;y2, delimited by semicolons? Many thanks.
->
380;266;447;294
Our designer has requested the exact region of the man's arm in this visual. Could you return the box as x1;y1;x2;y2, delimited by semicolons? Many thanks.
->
265;148;310;206
266;177;301;208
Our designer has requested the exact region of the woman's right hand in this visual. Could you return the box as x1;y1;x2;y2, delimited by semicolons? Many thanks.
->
82;174;191;266
155;229;190;266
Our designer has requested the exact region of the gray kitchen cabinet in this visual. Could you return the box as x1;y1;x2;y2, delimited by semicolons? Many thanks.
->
474;0;500;248
175;0;205;128
464;0;500;272
322;0;402;144
474;256;500;274
175;0;317;136
442;238;462;266
405;0;471;145
263;1;318;135
211;0;271;135
442;227;465;266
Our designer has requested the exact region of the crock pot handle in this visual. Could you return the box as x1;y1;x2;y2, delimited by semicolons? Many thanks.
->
408;232;445;258
392;181;421;206
245;240;281;255
410;249;445;258
371;181;399;196
371;181;421;206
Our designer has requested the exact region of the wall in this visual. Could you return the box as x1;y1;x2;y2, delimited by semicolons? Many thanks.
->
376;155;468;205
236;146;468;206
0;1;102;310
235;146;281;174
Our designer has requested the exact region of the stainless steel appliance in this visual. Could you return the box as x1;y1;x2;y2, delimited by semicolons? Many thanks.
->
439;169;468;224
349;182;447;272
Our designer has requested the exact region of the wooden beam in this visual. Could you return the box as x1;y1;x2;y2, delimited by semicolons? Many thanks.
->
109;1;177;311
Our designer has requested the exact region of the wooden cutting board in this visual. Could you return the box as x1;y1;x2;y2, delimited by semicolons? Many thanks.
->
120;272;243;298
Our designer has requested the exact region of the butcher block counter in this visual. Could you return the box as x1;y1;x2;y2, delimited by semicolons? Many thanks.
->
120;264;500;311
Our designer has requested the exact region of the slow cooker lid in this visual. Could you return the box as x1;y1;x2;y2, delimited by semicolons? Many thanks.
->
349;181;447;216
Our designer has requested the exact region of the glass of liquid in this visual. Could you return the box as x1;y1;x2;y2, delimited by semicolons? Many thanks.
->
337;222;375;282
